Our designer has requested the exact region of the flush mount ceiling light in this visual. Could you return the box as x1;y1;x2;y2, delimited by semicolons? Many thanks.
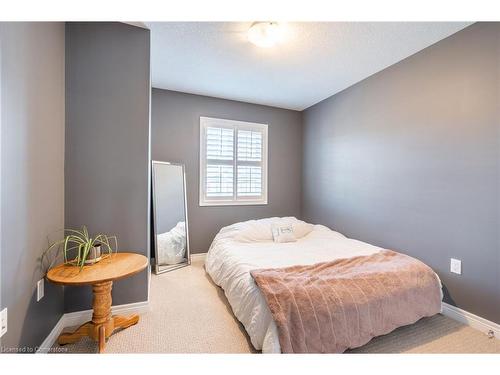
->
247;22;283;48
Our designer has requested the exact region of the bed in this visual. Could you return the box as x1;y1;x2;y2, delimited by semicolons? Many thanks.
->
205;217;443;353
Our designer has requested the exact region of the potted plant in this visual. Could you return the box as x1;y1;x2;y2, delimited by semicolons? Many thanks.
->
42;226;117;271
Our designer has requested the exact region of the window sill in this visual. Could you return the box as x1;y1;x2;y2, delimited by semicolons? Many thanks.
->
199;200;268;207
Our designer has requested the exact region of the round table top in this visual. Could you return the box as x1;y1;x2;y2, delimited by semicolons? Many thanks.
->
46;252;149;286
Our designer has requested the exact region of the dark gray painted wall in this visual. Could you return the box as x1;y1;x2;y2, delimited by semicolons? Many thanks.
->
0;22;65;350
302;23;500;324
151;89;302;253
65;23;151;312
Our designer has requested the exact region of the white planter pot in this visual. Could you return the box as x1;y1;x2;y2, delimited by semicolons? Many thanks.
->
84;245;102;264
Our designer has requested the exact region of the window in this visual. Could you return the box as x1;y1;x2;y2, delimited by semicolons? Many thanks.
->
200;117;268;206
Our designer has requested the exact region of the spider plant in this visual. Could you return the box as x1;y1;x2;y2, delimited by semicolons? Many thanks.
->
42;226;117;271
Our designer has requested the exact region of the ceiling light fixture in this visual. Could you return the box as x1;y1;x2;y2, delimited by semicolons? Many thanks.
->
247;22;283;48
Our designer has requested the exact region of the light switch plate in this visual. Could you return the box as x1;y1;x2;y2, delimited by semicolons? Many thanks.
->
0;308;7;337
37;278;44;302
450;258;462;275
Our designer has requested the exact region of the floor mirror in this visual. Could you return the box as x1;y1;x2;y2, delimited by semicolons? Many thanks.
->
152;161;190;274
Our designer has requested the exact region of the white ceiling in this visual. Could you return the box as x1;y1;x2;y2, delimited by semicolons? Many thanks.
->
147;22;472;111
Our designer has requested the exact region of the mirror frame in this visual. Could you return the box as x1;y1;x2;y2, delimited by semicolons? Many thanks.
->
151;160;191;274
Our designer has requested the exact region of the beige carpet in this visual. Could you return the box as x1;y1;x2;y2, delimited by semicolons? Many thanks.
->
57;256;500;354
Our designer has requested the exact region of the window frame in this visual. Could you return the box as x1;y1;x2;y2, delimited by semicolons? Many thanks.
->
199;116;268;206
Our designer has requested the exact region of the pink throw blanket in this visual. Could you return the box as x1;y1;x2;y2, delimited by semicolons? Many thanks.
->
251;250;441;353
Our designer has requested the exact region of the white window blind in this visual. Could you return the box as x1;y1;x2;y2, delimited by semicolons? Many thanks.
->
237;130;262;161
200;117;268;206
237;166;262;197
207;127;233;161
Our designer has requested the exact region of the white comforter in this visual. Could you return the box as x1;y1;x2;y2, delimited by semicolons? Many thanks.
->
205;217;398;353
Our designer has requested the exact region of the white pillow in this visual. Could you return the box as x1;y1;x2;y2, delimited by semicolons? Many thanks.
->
278;217;314;239
271;223;297;243
230;217;314;243
232;218;275;242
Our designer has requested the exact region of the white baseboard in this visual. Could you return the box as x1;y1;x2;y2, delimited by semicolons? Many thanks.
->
153;252;206;263
190;252;207;259
441;302;500;339
36;300;149;353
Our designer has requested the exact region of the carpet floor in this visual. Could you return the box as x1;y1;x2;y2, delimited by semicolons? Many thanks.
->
57;256;500;354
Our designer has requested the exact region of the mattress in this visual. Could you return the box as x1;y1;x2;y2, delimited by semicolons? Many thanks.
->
206;217;444;353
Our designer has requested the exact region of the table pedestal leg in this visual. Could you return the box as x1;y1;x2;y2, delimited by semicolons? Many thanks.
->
58;322;92;345
89;281;113;353
57;281;140;353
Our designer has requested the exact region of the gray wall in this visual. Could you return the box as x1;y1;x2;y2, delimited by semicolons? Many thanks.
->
65;23;151;312
0;23;65;350
152;89;302;252
302;23;500;324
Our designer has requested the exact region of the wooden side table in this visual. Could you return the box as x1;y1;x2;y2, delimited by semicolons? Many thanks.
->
46;252;148;353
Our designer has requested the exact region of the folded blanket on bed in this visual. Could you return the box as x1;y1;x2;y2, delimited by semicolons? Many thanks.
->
250;250;442;353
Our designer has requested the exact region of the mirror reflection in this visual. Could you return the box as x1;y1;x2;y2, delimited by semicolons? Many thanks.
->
152;161;190;273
